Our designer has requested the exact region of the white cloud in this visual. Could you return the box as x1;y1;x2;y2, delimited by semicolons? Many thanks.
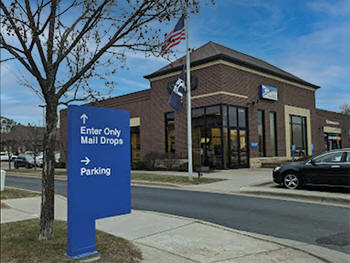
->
307;0;350;16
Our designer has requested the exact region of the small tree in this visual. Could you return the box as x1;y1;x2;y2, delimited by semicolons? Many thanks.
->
1;0;207;240
340;103;350;115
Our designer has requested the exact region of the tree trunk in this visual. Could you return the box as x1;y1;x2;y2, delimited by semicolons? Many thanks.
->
39;98;58;240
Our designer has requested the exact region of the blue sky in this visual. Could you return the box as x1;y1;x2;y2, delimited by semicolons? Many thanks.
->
1;0;350;125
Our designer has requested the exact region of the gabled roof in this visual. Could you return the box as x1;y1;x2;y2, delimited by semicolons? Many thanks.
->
144;41;319;89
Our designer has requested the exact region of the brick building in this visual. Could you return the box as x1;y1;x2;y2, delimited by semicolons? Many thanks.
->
60;41;350;168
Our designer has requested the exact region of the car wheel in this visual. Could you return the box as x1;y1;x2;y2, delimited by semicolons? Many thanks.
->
14;163;18;169
25;163;31;169
283;173;300;190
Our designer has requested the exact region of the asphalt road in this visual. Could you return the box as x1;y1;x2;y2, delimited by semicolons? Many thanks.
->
5;175;350;254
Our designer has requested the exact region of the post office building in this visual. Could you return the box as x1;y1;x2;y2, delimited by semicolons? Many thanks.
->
60;41;350;169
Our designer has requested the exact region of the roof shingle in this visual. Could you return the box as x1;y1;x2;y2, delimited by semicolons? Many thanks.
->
144;41;319;89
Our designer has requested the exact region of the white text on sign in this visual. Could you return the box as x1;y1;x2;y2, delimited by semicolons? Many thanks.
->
81;167;111;177
80;126;123;146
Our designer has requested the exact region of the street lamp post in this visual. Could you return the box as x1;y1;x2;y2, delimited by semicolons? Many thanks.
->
39;105;46;127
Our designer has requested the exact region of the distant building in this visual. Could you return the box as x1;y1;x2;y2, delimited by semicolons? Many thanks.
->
60;41;350;168
1;116;16;134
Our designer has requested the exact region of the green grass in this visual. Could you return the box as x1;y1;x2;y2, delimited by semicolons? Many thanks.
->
1;219;142;263
131;173;223;185
0;188;41;200
5;169;223;185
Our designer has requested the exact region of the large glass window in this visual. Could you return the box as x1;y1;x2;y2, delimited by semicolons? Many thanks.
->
131;126;140;163
238;108;246;128
324;133;342;151
192;106;222;169
258;110;265;157
206;106;222;169
165;112;175;153
269;112;277;156
192;108;205;167
290;115;307;156
190;104;248;169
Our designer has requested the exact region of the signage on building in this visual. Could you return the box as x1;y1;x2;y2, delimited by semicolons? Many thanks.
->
326;120;340;125
328;136;341;140
251;142;259;148
66;105;131;259
259;85;278;101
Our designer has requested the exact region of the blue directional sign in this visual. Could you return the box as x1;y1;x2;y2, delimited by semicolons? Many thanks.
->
66;105;131;259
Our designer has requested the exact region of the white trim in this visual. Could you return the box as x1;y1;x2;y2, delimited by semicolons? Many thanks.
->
130;117;140;127
324;126;341;134
191;91;248;100
284;105;312;158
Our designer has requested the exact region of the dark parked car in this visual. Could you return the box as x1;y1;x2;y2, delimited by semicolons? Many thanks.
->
273;149;350;189
14;154;36;169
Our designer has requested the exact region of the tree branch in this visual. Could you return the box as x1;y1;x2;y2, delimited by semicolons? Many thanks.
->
0;1;44;83
56;0;152;99
55;0;110;67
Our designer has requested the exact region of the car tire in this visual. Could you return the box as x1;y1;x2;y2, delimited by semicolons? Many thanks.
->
283;173;301;190
14;163;18;169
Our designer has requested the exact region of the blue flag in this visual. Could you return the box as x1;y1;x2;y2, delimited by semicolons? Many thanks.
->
168;69;186;112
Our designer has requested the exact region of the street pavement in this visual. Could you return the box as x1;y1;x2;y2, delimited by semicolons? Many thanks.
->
4;166;350;207
133;169;350;207
2;195;349;263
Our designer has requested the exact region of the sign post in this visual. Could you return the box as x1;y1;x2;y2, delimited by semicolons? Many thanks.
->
66;105;131;259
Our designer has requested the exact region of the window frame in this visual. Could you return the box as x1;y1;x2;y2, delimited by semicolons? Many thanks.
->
165;112;175;153
258;109;266;157
269;111;278;157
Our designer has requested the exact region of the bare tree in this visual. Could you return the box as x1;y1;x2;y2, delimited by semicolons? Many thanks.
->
340;103;350;115
1;0;207;240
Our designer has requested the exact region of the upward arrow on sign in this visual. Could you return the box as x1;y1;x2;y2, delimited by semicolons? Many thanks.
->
80;114;88;124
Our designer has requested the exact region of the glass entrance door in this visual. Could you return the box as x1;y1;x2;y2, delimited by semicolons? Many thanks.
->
230;129;239;166
228;106;248;168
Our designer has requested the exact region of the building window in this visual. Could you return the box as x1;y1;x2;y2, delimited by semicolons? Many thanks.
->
192;106;222;169
324;133;342;151
290;115;307;157
131;126;140;163
205;106;222;169
269;112;277;156
191;104;248;170
165;112;175;153
258;110;265;157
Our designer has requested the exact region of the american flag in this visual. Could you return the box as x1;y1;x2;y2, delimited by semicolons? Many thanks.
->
161;15;185;56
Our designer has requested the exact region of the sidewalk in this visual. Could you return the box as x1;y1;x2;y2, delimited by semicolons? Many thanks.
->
2;195;349;263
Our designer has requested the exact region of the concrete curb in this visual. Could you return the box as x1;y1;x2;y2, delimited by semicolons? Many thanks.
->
240;186;350;207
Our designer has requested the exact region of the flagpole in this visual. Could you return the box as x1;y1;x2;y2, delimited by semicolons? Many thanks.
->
184;12;193;181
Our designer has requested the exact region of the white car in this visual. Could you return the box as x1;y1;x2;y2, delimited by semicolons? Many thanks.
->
0;152;10;161
36;154;43;167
